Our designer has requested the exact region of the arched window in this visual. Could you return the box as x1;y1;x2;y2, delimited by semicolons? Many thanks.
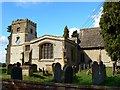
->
40;43;53;59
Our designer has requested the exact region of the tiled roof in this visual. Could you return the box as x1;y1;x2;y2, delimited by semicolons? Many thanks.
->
79;27;104;48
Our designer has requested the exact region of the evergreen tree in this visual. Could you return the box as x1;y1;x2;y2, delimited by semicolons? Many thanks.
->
100;1;120;61
99;1;120;74
63;25;69;39
71;30;79;38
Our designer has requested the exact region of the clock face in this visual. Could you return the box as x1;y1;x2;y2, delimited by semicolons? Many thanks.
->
16;37;21;44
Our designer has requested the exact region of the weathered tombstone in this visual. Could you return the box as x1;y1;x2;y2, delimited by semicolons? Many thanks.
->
54;63;62;83
75;64;79;73
92;61;99;85
22;65;33;76
52;63;56;76
72;65;76;76
103;64;106;80
11;62;22;80
39;68;42;72
64;65;73;83
84;64;87;69
7;64;13;74
31;64;37;72
79;64;82;72
42;67;45;76
99;61;104;83
86;69;92;75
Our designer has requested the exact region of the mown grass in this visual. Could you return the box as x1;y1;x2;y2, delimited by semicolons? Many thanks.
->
0;67;120;86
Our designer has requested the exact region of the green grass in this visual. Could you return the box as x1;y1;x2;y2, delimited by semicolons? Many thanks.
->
73;69;92;85
23;72;54;84
0;67;120;86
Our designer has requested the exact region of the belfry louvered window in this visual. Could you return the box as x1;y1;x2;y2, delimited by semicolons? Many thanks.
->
40;43;53;59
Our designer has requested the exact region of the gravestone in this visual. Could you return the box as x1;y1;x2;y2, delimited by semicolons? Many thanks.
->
92;61;99;85
99;61;104;83
79;64;82;72
54;63;62;83
31;64;37;72
42;67;45;76
64;65;73;83
22;65;33;76
72;65;76;76
99;61;106;83
7;64;13;74
52;63;56;76
103;64;106;80
11;62;22;80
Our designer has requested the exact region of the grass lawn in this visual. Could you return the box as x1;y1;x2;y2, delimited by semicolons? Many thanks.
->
0;67;120;86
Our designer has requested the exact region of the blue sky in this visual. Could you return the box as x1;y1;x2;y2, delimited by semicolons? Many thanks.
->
0;2;103;63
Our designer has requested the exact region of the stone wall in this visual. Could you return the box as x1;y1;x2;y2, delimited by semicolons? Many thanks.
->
83;49;111;66
2;79;120;90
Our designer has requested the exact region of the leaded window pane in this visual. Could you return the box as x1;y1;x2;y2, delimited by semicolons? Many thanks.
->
40;43;53;59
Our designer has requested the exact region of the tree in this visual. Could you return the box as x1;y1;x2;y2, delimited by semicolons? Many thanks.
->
63;25;69;39
7;25;11;32
99;1;120;75
71;30;79;38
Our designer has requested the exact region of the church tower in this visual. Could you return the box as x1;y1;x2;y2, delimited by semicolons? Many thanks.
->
6;19;37;65
11;19;37;45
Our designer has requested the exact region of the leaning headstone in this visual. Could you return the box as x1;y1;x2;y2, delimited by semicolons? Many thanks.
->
86;69;92;75
92;61;99;85
7;64;13;74
11;62;22;80
54;63;62;83
64;65;73;83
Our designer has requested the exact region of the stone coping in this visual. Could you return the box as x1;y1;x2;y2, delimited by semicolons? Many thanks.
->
1;79;120;90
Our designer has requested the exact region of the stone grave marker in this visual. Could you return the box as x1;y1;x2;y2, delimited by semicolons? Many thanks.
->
11;62;22;80
22;65;33;76
103;64;106;80
54;63;62;83
7;64;13;74
52;63;56;76
92;61;100;85
99;61;106;83
42;67;45;76
99;61;104;83
64;65;73;83
31;64;37;72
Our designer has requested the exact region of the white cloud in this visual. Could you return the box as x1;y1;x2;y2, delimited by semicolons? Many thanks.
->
93;6;103;27
0;36;8;46
0;36;8;63
69;27;80;38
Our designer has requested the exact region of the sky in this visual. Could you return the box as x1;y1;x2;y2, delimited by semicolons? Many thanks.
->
0;1;103;63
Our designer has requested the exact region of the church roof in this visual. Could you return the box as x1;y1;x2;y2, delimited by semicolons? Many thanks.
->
79;27;104;48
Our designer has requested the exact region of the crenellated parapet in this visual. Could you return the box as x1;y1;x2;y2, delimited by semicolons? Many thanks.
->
12;18;36;27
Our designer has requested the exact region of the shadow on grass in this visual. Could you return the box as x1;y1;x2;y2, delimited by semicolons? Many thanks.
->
100;75;120;87
31;74;45;79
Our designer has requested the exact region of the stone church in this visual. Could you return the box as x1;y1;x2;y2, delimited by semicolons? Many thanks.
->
6;19;112;71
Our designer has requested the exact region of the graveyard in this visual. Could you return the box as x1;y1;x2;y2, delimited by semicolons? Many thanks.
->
1;62;120;88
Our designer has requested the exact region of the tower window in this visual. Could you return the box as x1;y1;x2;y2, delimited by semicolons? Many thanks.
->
16;37;20;44
30;29;33;34
17;27;20;32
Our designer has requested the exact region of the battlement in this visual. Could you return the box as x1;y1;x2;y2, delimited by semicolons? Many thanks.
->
12;18;36;27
